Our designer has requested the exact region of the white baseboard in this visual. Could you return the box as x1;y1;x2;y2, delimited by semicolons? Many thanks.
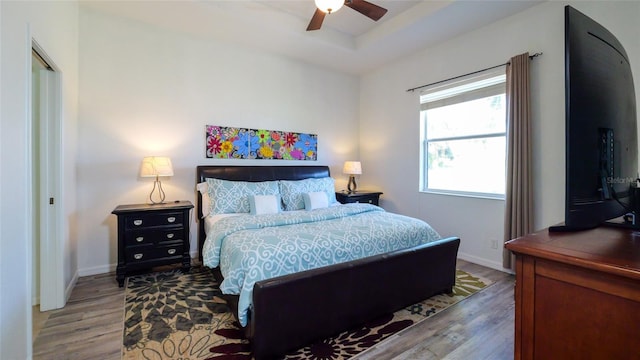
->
65;271;78;303
457;252;513;274
78;263;117;277
78;255;200;277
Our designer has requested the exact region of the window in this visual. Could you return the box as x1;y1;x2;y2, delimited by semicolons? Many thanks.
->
419;68;506;199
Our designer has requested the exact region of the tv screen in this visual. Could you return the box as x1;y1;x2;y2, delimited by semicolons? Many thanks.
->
554;5;638;231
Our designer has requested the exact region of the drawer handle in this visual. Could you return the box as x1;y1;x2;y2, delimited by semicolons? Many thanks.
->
136;236;144;242
133;219;143;226
134;253;143;260
167;217;176;223
167;249;176;255
166;233;174;239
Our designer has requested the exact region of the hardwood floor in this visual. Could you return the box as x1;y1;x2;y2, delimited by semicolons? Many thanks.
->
33;273;123;360
353;260;515;360
32;259;514;359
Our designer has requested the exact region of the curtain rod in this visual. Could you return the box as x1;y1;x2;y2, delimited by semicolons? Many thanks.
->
406;52;542;93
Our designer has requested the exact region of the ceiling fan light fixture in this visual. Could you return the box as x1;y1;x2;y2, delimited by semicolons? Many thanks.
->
314;0;344;14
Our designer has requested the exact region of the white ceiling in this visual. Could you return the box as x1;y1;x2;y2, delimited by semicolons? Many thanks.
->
80;0;544;75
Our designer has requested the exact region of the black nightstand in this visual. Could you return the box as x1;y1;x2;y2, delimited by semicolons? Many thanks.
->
336;191;383;206
112;201;194;287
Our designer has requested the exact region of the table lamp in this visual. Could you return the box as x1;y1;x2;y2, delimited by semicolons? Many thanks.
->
343;161;362;193
140;156;174;204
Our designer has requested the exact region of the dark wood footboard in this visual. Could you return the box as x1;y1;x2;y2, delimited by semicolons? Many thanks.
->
248;236;460;359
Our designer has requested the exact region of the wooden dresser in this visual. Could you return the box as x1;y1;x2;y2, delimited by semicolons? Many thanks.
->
505;226;640;359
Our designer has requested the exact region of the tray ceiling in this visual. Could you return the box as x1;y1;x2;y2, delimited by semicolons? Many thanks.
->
80;0;544;74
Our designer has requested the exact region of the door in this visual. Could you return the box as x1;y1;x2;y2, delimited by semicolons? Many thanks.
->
32;47;64;312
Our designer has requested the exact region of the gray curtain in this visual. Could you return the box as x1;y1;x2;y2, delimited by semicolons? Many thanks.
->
503;52;533;269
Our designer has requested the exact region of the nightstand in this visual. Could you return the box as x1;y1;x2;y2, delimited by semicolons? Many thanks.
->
335;191;383;206
112;201;194;287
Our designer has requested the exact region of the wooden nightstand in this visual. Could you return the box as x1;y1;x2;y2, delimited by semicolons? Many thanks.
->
112;201;194;287
335;191;383;206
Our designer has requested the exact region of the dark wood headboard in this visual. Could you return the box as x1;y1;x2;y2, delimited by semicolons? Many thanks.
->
195;165;331;262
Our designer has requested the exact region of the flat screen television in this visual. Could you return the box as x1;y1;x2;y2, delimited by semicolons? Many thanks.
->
551;5;638;232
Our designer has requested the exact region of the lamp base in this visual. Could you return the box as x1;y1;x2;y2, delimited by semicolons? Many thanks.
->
149;178;167;204
347;175;357;194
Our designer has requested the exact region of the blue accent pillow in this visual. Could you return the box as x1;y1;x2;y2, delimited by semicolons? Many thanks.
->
206;178;280;214
279;177;337;211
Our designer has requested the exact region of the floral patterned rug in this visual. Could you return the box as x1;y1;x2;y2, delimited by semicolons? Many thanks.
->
122;267;491;360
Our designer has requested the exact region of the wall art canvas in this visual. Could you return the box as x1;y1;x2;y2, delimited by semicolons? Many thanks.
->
206;125;317;160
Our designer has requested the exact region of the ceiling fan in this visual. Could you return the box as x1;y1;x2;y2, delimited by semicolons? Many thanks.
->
307;0;388;31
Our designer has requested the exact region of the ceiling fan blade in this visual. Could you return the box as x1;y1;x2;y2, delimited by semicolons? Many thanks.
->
345;0;388;21
306;8;326;31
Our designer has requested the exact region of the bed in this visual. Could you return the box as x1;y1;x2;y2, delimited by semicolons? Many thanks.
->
196;165;460;359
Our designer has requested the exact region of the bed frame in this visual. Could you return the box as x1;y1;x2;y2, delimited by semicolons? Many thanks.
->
196;165;460;359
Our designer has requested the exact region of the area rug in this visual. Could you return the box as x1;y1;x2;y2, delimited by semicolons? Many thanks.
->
122;267;491;360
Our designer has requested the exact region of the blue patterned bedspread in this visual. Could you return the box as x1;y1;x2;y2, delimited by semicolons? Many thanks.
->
202;203;441;326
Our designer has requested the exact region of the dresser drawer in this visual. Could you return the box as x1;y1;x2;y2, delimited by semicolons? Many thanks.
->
125;242;183;263
124;211;184;229
125;228;183;246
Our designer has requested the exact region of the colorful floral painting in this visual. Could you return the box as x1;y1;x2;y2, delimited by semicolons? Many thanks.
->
206;125;317;160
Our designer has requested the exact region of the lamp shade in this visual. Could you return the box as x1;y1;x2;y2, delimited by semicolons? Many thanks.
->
314;0;344;13
140;156;174;177
343;161;362;175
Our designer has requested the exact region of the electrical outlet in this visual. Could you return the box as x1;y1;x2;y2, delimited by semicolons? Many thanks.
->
490;239;498;249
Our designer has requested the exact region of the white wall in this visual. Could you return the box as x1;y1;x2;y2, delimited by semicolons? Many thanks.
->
76;7;360;275
359;1;640;270
0;2;3;356
0;1;78;359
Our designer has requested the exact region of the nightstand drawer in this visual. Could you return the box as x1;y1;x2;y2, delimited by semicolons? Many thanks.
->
124;211;184;229
126;242;183;263
347;196;376;204
125;244;154;263
125;228;183;246
336;191;383;206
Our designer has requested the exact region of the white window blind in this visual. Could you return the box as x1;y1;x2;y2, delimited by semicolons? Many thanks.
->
420;68;506;110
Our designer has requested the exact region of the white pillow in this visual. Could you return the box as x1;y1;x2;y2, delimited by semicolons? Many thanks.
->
303;192;329;210
249;195;281;215
196;182;211;218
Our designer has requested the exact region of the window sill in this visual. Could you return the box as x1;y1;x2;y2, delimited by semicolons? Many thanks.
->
420;189;505;201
